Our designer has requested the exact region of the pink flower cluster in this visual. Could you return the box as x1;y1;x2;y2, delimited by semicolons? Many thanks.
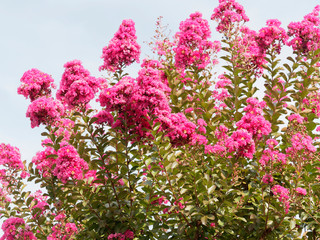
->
235;27;266;73
48;213;78;240
227;129;255;159
262;174;273;184
26;96;65;128
236;98;271;140
211;75;232;111
287;5;320;54
205;125;228;155
295;187;307;196
206;126;255;159
228;19;286;75
0;217;36;240
211;0;249;33
98;61;168;140
100;19;141;72
257;19;288;54
259;139;286;183
99;60;206;146
158;113;197;146
259;147;286;167
93;110;114;126
18;68;55;101
305;90;320;117
151;195;169;205
288;114;304;124
0;143;23;171
174;12;221;69
271;185;290;214
30;190;49;218
57;60;105;107
52;118;76;142
286;133;316;163
0;144;25;204
53;144;88;183
32;142;56;178
107;230;134;240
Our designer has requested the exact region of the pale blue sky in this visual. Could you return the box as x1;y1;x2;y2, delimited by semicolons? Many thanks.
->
0;0;319;162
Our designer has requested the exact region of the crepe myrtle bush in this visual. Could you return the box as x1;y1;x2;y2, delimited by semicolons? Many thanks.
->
2;0;320;239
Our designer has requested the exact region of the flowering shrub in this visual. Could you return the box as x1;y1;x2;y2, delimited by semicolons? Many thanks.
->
1;1;320;239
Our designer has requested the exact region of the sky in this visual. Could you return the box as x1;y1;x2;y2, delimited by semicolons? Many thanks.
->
0;0;319;175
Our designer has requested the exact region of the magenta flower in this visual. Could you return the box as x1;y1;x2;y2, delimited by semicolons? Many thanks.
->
262;174;273;184
257;19;288;54
295;187;307;196
30;190;49;218
1;217;36;240
0;143;23;171
32;146;57;178
211;0;249;33
53;144;88;183
174;12;220;69
98;62;172;142
26;96;65;128
287;5;320;54
57;60;105;107
93;110;114;126
100;19;141;72
259;148;286;166
227;129;255;159
18;68;55;102
158;112;197;147
272;185;290;214
236;98;271;140
288;114;304;124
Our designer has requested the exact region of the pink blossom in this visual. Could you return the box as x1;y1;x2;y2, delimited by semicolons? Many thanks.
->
26;96;65;128
288;114;304;123
272;185;290;214
57;60;105;107
52;119;75;142
0;143;23;171
30;190;49;218
93;110;114;125
18;68;55;101
53;144;88;183
288;133;316;153
262;174;273;184
99;63;171;141
232;26;266;75
190;134;208;146
287;5;320;54
48;214;78;240
257;19;288;54
259;148;286;166
236;98;271;140
158;113;197;147
32;146;57;178
174;12;220;69
226;129;255;159
185;107;194;113
211;0;249;33
266;139;278;149
100;19;141;72
295;187;307;196
108;230;134;240
1;217;36;240
124;230;134;239
306;90;320;117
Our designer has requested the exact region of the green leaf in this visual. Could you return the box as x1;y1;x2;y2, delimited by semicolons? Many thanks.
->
201;216;208;226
